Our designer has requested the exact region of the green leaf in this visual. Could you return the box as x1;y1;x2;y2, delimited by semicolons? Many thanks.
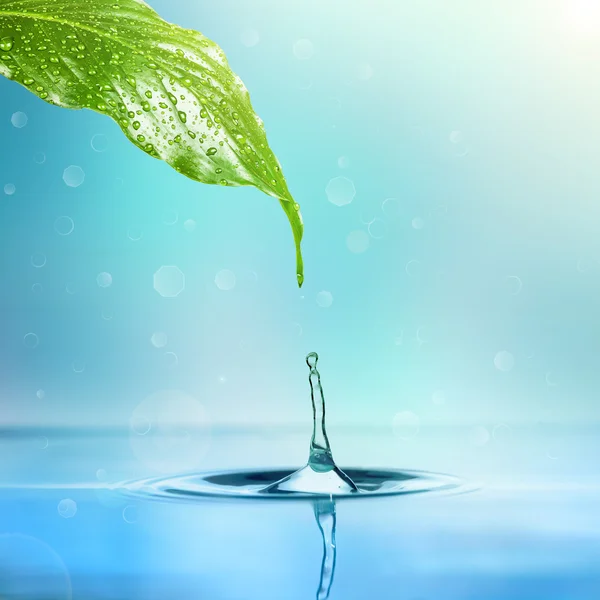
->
0;0;304;286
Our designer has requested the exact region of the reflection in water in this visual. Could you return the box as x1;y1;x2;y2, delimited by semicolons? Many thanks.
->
313;498;337;600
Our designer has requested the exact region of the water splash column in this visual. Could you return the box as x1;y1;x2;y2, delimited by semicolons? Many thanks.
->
306;352;336;473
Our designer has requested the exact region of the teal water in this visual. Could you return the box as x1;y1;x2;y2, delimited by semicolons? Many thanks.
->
1;426;600;599
116;351;463;598
3;0;600;598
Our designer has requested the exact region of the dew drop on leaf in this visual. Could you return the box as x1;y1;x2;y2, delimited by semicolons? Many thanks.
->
0;0;304;285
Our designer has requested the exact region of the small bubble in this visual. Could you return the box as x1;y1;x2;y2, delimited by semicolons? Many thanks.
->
31;283;43;293
432;390;445;406
368;218;386;239
392;411;420;440
72;361;86;373
346;230;370;254
129;390;210;474
63;165;85;188
494;351;514;372
316;290;333;308
34;152;46;164
492;423;512;442
131;416;151;436
356;61;374;80
360;210;377;225
469;426;490;447
337;156;350;169
36;436;49;450
101;309;113;321
218;375;227;384
326;176;355;207
291;322;303;337
127;226;143;241
122;505;139;524
23;333;39;349
244;270;258;284
449;130;463;144
382;198;401;218
11;111;28;128
151;332;168;348
215;269;236;291
183;219;196;232
31;253;46;268
240;28;260;47
162;210;178;225
90;134;108;152
293;38;314;60
65;282;77;295
154;266;185;298
416;327;430;346
96;272;112;288
96;468;107;482
405;259;421;277
57;498;77;519
505;276;523;295
54;216;74;236
164;351;179;369
577;256;595;273
36;389;45;400
3;183;15;196
412;217;424;230
451;142;469;158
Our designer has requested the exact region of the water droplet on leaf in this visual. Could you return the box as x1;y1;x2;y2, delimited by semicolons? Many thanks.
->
0;37;14;52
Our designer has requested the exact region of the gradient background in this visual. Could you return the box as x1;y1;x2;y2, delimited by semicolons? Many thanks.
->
1;1;600;599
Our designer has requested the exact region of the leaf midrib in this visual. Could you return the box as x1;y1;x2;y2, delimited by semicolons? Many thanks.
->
0;8;226;80
0;10;156;58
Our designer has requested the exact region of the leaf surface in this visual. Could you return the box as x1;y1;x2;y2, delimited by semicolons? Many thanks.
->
0;0;303;285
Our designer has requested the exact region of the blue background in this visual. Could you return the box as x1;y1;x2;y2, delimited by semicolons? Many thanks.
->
1;1;600;599
2;0;600;431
